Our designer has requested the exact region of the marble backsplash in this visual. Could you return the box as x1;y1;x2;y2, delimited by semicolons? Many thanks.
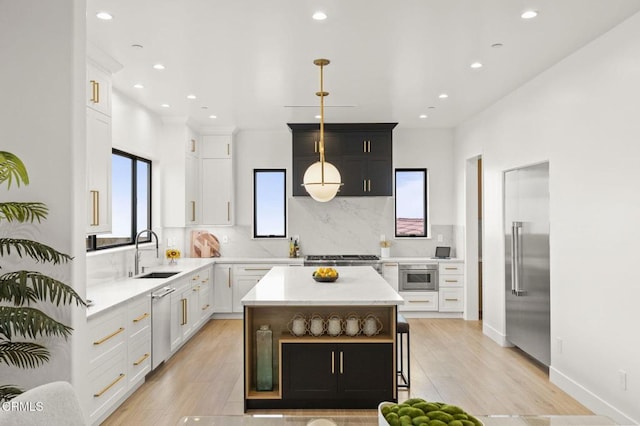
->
87;197;457;286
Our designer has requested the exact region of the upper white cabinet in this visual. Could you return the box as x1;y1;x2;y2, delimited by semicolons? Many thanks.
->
86;56;119;235
201;133;234;225
86;62;112;116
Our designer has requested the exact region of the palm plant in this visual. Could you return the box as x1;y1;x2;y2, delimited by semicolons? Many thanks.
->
0;151;85;402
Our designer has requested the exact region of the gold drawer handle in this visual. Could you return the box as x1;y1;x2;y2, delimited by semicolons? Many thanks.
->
445;267;458;270
90;190;100;226
93;373;125;398
93;327;124;345
445;298;459;302
408;300;430;303
181;299;187;325
133;353;150;366
133;312;149;323
202;304;210;311
192;285;200;292
445;280;458;283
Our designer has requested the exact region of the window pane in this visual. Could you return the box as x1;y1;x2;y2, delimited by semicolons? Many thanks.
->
254;170;286;237
97;153;132;247
136;159;150;234
395;169;427;237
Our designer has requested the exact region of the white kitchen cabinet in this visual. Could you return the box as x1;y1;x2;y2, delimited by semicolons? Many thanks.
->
195;268;213;326
170;267;214;352
398;291;439;312
201;134;232;158
213;264;233;313
438;262;464;313
185;154;200;225
86;105;112;234
170;278;192;352
232;265;272;313
126;294;151;390
381;262;399;292
86;62;112;116
200;133;233;225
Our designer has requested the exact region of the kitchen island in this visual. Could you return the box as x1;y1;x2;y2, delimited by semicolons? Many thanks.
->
241;266;404;410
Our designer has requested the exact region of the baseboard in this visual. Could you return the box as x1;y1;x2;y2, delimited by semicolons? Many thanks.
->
550;367;638;425
482;322;511;347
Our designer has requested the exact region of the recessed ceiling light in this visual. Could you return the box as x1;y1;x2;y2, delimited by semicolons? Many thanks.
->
491;43;503;48
133;84;144;89
186;94;197;100
419;114;428;119
438;93;449;99
470;62;483;69
209;115;217;119
153;64;165;70
521;10;538;19
96;11;113;20
161;104;170;108
312;11;327;20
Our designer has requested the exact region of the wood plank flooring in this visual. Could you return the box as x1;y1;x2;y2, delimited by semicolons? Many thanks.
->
103;318;590;425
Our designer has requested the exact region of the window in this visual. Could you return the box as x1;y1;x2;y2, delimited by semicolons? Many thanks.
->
253;169;286;238
87;149;152;250
395;169;428;237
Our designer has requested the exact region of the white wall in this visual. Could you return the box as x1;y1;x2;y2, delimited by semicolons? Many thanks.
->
453;11;640;425
190;126;456;258
0;0;88;413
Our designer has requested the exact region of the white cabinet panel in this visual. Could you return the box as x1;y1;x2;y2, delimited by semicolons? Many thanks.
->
201;158;232;225
201;135;232;158
214;264;233;313
86;63;112;116
86;107;112;234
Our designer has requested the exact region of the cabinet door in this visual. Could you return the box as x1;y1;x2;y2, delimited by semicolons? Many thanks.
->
292;155;318;196
232;276;261;313
201;135;232;158
170;293;183;352
282;343;337;399
340;157;367;196
292;130;320;156
338;343;393;400
201;158;232;225
439;288;464;312
86;108;112;234
87;63;112;116
213;265;233;313
185;155;199;225
366;158;392;196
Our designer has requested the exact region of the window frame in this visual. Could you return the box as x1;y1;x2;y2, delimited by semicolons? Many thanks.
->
253;168;287;239
86;149;152;251
394;168;429;238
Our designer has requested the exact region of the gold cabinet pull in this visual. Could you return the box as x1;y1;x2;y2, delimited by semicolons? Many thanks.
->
445;267;458;270
133;313;149;323
133;353;150;366
90;80;98;103
408;300;431;303
339;351;344;374
227;201;230;222
363;140;366;152
191;201;196;222
181;299;187;325
367;140;371;152
192;285;200;292
363;180;366;192
95;81;100;103
367;179;371;192
191;139;196;152
227;143;230;156
445;279;459;283
90;190;100;226
331;351;335;374
93;373;125;398
93;327;124;345
227;268;232;288
314;140;318;153
201;304;210;311
445;298;459;302
243;268;271;272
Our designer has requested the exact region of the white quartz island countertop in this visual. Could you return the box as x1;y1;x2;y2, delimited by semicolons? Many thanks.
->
241;265;404;306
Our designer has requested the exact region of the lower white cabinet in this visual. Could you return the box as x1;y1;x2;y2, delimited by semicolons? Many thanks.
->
126;294;151;389
439;287;464;312
381;262;399;291
213;264;233;313
232;264;272;312
398;291;439;312
438;262;464;313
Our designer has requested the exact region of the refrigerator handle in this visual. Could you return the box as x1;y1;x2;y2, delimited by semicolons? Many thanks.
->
512;221;526;296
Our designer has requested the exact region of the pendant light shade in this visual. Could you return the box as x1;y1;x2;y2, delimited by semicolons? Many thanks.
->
302;58;342;202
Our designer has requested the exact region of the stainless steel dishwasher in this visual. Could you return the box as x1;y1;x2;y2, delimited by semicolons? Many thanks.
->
151;286;176;370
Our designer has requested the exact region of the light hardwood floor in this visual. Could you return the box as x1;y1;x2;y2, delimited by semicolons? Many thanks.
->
103;318;590;425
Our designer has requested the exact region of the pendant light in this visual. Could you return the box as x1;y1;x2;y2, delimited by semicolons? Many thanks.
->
302;58;342;202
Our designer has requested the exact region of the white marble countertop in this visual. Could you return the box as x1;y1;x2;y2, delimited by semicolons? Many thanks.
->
241;265;404;306
86;258;215;319
380;257;463;263
210;257;304;264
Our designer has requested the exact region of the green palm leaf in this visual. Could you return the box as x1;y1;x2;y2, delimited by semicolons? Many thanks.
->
0;385;24;402
0;341;49;369
0;202;48;223
0;238;73;264
0;151;29;189
0;270;85;307
0;307;73;340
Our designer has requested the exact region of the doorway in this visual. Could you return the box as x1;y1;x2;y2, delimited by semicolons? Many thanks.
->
464;156;483;320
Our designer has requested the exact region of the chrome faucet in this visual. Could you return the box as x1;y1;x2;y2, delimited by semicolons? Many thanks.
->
135;229;159;275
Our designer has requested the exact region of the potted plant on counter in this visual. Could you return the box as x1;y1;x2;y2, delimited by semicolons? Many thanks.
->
0;151;85;402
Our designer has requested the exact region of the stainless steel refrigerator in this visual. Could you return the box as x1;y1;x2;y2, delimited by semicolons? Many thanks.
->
504;162;550;366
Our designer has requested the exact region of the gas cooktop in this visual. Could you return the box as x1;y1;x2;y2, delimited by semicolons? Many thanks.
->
305;254;380;261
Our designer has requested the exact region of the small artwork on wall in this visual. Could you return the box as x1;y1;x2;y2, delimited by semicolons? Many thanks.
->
190;230;221;258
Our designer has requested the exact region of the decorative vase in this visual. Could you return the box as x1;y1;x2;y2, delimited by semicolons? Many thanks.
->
256;325;273;391
169;258;177;265
381;247;390;258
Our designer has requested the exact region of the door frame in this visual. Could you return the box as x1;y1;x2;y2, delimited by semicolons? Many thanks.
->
463;156;482;320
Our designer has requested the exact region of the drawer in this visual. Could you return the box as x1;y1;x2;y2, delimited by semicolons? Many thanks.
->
128;294;151;341
88;347;127;423
398;291;438;312
439;274;464;288
128;335;151;389
439;288;464;312
439;262;463;275
88;306;127;368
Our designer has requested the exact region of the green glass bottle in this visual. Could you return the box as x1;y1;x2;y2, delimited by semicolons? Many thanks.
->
256;324;273;391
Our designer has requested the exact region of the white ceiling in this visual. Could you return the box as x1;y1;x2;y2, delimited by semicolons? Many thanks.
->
86;0;640;131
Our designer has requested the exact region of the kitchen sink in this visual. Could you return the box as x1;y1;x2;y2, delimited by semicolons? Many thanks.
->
136;271;181;279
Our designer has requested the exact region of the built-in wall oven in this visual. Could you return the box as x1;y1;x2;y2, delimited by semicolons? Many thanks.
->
399;264;438;291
